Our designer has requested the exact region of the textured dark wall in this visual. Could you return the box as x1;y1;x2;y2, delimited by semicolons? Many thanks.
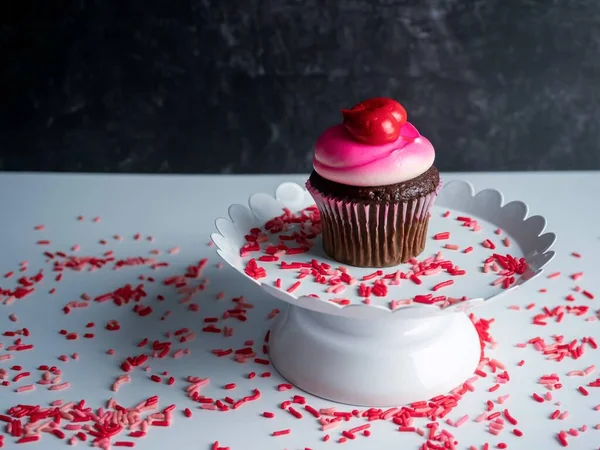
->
1;1;599;173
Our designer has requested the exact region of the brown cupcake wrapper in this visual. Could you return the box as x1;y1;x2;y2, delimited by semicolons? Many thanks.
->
306;181;440;268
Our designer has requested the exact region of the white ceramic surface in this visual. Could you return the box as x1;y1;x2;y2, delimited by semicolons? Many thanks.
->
269;305;481;406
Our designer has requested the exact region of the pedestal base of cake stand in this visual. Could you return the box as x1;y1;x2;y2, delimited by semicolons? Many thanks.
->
269;305;480;407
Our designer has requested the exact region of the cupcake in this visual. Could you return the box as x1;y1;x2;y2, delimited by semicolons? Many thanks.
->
306;97;440;268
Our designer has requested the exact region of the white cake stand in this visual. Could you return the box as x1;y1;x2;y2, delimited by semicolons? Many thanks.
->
211;180;556;407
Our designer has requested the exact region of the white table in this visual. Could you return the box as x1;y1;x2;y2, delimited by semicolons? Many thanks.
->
0;172;598;450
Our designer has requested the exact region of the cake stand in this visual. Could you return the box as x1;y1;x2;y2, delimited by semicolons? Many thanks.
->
211;180;556;407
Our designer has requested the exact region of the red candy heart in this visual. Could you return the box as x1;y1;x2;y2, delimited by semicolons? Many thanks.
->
341;98;407;145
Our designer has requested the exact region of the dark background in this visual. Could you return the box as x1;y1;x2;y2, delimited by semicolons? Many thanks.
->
1;1;599;174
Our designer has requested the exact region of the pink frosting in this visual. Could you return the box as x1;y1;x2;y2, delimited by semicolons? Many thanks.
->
313;122;435;187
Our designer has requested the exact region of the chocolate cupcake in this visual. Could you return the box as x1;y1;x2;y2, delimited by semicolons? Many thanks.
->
306;98;440;267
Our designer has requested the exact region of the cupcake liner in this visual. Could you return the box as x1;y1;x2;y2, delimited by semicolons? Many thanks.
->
306;181;440;267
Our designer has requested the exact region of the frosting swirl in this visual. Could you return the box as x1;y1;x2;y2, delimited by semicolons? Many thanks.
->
313;122;435;187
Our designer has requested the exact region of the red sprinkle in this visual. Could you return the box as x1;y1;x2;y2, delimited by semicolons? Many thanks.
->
150;421;170;427
582;290;594;299
286;281;302;293
288;407;303;419
17;436;40;444
304;405;320;418
432;280;454;291
272;429;291;437
503;409;518;425
557;432;568;447
532;393;544;403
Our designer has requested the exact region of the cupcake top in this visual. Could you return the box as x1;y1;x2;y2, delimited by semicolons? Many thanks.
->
313;98;435;187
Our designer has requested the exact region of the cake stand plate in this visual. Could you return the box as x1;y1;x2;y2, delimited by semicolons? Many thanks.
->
211;181;556;406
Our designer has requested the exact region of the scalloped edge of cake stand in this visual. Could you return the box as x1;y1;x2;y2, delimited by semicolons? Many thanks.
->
211;180;556;320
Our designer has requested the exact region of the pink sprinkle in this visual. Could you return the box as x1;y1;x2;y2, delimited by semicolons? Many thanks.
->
485;239;497;249
93;216;101;222
502;237;511;247
455;415;469;427
495;228;502;235
497;395;510;404
8;314;17;322
332;284;346;294
49;382;70;391
475;413;488;423
444;244;460;250
16;384;35;393
168;247;180;255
